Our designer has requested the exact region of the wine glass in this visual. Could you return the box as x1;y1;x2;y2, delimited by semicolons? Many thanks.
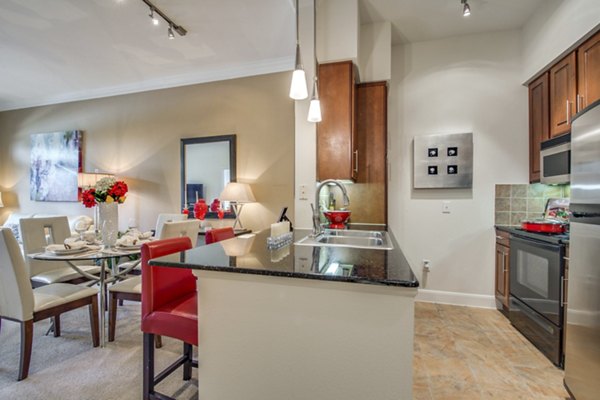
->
74;220;90;242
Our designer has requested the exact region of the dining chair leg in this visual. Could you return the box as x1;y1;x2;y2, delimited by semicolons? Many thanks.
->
53;315;61;337
183;342;193;381
89;296;100;347
143;332;155;400
108;292;117;342
18;320;33;381
155;335;162;349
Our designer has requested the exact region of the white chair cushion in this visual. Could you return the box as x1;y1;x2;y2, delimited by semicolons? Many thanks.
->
33;283;98;313
117;260;140;272
109;276;141;294
31;264;101;285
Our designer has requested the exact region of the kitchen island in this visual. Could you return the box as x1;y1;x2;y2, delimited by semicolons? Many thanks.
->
150;227;418;400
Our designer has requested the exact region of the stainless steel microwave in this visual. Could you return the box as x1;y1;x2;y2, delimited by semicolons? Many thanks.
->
541;134;570;184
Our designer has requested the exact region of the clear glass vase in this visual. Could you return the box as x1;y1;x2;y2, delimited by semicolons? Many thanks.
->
99;202;118;248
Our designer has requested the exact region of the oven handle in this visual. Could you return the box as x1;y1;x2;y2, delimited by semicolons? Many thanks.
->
561;276;568;307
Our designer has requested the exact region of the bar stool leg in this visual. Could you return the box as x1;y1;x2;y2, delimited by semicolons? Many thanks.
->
183;342;192;381
143;332;155;400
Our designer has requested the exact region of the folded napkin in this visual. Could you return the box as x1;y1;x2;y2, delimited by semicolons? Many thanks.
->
46;240;87;252
116;236;150;247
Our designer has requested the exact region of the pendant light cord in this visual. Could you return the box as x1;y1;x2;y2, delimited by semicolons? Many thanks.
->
296;0;300;46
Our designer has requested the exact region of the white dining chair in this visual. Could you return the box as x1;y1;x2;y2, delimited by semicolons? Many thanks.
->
154;213;188;239
108;219;201;343
19;217;101;287
0;228;100;380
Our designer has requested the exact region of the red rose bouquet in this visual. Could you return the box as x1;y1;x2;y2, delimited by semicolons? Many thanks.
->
81;177;128;208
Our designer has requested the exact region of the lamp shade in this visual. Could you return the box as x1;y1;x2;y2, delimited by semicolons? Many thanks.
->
220;182;256;203
0;192;4;208
77;172;114;188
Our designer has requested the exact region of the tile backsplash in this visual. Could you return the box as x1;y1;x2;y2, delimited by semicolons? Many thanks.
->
495;183;570;226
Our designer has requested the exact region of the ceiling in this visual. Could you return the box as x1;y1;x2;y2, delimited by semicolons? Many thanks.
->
0;0;545;112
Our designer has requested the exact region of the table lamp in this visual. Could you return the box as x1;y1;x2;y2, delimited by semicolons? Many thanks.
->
219;182;256;230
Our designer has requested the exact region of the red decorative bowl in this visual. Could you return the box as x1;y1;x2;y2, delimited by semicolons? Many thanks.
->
323;211;351;229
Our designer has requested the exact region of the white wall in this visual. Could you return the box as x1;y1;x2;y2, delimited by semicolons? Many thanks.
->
522;0;600;82
388;30;528;306
317;0;359;63
358;22;392;82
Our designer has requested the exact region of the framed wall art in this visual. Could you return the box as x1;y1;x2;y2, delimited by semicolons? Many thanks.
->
30;130;82;202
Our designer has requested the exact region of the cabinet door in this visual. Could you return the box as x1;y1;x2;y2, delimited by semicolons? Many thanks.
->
354;81;387;224
317;61;356;181
495;243;510;310
550;52;577;137
528;73;550;183
578;31;600;111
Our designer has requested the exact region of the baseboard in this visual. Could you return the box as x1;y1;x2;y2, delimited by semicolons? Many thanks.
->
416;288;496;309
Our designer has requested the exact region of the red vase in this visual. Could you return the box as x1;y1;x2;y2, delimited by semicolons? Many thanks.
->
194;199;208;220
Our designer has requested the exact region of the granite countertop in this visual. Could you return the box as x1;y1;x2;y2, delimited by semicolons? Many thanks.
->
150;227;419;288
495;225;569;245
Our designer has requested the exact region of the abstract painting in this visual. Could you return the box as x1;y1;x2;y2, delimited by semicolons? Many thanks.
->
30;131;82;202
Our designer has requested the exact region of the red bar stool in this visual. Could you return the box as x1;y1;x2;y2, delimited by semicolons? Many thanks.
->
205;227;235;244
140;237;196;400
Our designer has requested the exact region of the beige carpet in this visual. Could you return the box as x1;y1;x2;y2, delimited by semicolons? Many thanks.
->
0;302;198;400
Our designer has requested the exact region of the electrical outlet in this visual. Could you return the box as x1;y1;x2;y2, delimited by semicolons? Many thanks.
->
423;259;431;271
442;201;451;214
299;184;308;200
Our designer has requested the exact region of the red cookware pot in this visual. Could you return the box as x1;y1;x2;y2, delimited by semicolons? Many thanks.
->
521;219;566;234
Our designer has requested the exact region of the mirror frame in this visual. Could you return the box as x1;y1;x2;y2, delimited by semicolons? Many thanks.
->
180;134;237;219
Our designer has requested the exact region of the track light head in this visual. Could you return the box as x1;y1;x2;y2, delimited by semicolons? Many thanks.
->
168;24;175;39
461;0;471;17
149;7;159;25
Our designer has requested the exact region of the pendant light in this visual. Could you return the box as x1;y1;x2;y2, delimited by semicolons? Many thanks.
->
461;0;471;17
289;0;308;100
307;0;321;122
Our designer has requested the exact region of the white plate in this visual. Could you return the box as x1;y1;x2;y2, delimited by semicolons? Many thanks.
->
116;244;142;250
46;246;90;255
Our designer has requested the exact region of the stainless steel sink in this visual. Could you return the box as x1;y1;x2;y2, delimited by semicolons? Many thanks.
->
295;229;393;250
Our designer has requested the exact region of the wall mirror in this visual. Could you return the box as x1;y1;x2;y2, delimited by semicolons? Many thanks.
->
180;134;236;219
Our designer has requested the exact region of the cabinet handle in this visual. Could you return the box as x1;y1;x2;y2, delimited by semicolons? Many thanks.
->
566;100;571;125
577;94;582;112
496;235;504;240
563;256;570;261
353;150;359;173
561;276;569;307
501;252;507;273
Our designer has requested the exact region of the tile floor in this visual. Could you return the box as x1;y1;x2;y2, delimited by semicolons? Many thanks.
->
413;302;571;400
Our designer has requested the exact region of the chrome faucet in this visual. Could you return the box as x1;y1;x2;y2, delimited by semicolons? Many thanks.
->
312;179;350;236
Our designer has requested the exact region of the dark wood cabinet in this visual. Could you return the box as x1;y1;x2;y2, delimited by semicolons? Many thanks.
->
549;52;577;138
528;73;550;183
578;30;600;111
317;61;357;181
354;81;387;224
495;229;510;313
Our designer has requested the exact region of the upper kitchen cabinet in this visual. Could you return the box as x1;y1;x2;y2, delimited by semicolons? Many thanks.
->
528;73;550;183
317;61;357;181
578;30;600;111
549;52;577;138
355;81;387;224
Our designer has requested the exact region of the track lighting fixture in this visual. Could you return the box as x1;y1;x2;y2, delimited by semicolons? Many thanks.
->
289;0;308;100
149;7;159;25
461;0;471;17
141;0;187;39
307;0;321;123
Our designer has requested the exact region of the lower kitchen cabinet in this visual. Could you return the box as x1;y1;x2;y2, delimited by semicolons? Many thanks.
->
495;229;510;313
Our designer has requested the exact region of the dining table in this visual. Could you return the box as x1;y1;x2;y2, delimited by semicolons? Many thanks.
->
28;245;141;347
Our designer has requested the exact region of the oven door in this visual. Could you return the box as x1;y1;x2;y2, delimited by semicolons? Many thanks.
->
509;235;563;325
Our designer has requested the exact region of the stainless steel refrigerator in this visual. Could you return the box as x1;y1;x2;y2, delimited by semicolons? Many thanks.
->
564;100;600;399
